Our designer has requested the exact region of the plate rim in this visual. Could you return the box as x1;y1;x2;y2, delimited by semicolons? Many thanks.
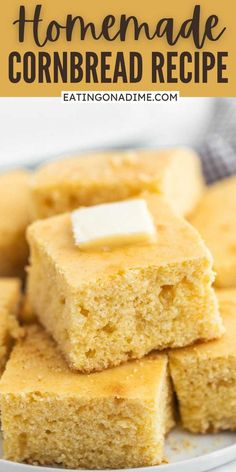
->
0;442;236;472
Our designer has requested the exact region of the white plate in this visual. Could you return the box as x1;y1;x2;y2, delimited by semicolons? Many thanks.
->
0;427;236;472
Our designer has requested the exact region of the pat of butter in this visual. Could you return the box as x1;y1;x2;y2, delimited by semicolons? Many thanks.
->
71;199;157;249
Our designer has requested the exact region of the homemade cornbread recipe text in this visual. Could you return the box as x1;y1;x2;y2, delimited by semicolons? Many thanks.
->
9;4;228;84
14;5;225;47
9;50;228;84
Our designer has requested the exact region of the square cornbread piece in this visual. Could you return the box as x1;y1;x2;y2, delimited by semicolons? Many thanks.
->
0;278;22;373
30;147;204;220
0;170;30;278
190;176;236;288
26;193;223;372
169;289;236;433
0;325;175;469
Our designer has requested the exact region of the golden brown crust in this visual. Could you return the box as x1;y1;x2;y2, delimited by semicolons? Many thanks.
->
190;176;236;288
27;193;211;287
30;148;204;219
0;170;30;278
0;325;175;468
0;324;167;398
0;278;23;372
26;193;223;372
169;289;236;433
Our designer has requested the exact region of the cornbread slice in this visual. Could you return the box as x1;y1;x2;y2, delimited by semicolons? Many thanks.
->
26;193;223;372
0;325;175;469
169;289;236;433
0;278;23;373
190;176;236;288
0;170;30;278
19;296;36;324
30;148;204;220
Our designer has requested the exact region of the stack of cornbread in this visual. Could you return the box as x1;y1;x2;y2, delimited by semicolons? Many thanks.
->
0;148;235;469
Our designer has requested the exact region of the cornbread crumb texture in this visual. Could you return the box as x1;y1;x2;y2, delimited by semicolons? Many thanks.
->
169;288;236;434
190;176;236;288
0;278;22;372
30;148;204;219
26;193;223;373
0;170;30;278
0;325;175;469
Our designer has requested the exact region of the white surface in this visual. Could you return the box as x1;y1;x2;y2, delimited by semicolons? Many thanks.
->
71;198;156;248
0;98;214;169
0;428;236;471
